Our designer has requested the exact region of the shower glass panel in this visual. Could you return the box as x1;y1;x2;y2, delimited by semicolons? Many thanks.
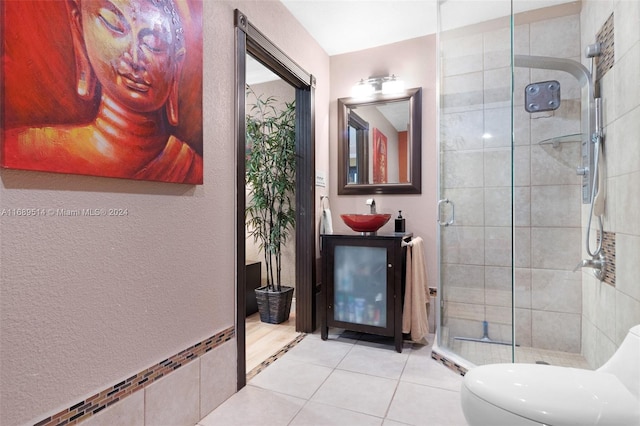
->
437;1;591;369
438;0;515;366
512;4;587;367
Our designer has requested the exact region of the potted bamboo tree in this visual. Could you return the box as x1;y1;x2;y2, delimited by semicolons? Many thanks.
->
245;85;296;324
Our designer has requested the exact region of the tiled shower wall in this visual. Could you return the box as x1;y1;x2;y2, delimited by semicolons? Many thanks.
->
580;0;640;369
440;4;585;355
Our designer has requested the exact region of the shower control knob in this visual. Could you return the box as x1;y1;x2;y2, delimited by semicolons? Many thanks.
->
576;167;589;176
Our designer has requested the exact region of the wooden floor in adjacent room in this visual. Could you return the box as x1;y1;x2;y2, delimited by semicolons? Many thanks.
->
245;305;302;375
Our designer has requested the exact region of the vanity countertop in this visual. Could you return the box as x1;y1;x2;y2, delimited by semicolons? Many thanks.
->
321;232;412;240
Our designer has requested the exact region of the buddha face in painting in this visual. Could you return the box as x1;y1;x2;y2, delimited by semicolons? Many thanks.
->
1;0;202;184
72;0;185;119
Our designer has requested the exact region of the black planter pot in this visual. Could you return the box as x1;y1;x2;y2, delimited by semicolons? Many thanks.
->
255;286;294;324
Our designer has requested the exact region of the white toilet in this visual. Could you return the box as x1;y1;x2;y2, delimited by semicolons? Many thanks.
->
461;324;640;426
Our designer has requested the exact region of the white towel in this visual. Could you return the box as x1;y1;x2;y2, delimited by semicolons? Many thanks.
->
320;208;333;234
402;237;430;343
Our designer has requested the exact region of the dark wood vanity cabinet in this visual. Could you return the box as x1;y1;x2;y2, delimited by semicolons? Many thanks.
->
320;233;410;352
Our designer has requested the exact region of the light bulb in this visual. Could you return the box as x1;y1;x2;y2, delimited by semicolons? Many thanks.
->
381;76;405;94
352;80;375;98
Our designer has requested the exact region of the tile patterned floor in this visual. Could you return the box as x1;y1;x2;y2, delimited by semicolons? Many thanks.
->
198;331;467;426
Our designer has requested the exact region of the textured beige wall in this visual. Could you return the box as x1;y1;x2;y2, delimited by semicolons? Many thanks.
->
0;1;330;425
329;36;439;283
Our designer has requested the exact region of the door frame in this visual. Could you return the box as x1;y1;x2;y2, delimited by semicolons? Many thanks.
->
234;9;316;390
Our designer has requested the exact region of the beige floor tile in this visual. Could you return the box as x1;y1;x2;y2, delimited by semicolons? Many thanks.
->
386;381;467;426
290;401;383;426
402;354;463;391
249;357;333;399
310;369;398;418
337;344;410;379
201;330;472;426
198;385;305;426
280;333;354;368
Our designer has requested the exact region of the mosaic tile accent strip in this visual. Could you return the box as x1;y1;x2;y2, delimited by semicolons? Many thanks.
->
596;13;614;81
601;230;616;286
246;333;306;381
34;326;235;426
431;349;468;377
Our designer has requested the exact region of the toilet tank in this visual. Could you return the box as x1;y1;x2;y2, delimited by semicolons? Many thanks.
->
597;324;640;399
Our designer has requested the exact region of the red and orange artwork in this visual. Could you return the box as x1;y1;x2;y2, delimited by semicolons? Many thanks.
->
372;127;387;184
1;0;203;184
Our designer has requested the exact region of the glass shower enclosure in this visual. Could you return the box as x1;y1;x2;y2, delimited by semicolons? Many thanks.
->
436;0;592;369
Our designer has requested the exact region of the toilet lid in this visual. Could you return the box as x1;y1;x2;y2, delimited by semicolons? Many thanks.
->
463;363;640;425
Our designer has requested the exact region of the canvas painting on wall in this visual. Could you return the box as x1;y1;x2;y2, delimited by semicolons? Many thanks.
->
0;0;203;184
373;127;387;184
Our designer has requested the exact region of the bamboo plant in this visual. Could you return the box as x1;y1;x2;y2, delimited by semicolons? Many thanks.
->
245;85;296;292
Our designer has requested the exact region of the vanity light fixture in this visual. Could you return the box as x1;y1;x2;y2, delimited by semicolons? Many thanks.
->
381;75;405;94
352;79;375;98
351;74;405;97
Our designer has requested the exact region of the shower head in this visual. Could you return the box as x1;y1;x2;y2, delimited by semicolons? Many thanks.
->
585;42;602;58
585;42;603;98
524;80;561;113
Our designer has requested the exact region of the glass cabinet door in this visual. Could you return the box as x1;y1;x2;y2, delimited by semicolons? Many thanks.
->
333;245;387;327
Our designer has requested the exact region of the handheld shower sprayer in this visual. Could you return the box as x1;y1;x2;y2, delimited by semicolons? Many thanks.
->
586;42;602;98
582;41;605;275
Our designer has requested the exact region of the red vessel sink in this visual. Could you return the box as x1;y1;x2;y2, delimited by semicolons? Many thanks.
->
340;213;392;233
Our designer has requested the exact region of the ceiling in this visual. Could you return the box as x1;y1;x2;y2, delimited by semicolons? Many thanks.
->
248;0;576;83
280;0;437;56
281;0;577;56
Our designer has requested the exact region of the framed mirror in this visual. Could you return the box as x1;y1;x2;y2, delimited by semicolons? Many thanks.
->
338;87;422;195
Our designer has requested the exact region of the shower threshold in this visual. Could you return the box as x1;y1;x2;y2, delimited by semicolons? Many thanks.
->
453;321;517;346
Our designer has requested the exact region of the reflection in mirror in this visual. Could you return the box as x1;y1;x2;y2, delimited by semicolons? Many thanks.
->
338;88;422;195
347;111;368;184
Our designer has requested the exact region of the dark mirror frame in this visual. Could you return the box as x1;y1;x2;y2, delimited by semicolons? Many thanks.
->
338;87;422;195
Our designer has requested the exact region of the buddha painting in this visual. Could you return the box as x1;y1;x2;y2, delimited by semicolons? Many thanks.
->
373;128;387;184
1;0;203;184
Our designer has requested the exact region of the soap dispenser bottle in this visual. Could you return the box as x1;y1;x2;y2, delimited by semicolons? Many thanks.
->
395;210;405;233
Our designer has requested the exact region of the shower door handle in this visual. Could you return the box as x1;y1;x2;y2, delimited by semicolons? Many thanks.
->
438;199;455;227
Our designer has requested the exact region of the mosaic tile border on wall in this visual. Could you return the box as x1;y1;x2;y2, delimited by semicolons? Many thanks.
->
596;13;614;81
34;326;235;426
601;231;616;287
431;349;468;377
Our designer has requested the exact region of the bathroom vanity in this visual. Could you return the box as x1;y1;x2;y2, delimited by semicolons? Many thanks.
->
320;233;411;352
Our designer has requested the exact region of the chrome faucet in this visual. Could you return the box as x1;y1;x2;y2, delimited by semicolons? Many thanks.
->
573;253;606;281
366;198;376;214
